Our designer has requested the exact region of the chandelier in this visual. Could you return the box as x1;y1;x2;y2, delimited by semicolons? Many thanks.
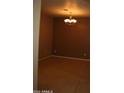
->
64;16;77;24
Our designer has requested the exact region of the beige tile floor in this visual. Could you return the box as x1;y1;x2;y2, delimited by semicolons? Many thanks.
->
38;57;90;93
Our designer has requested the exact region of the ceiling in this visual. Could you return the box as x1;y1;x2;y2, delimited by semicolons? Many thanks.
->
42;0;90;17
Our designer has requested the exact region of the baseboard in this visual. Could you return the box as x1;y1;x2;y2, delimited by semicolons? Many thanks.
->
51;55;90;61
39;55;90;61
39;55;52;61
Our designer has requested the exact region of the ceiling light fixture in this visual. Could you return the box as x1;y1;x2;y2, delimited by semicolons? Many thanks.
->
64;16;77;24
64;12;77;24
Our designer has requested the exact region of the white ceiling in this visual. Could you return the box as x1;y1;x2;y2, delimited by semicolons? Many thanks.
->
42;0;90;17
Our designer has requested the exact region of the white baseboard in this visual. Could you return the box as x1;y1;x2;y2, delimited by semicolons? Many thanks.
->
39;55;52;61
51;55;90;61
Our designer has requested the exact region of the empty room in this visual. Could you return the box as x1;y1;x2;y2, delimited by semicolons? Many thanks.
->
34;0;90;93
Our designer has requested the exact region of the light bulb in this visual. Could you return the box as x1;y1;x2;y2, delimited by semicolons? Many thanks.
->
64;19;70;23
64;18;77;24
71;19;77;23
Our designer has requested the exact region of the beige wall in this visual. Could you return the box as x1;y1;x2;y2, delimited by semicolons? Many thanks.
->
52;17;90;59
39;17;90;59
33;0;41;90
38;8;53;59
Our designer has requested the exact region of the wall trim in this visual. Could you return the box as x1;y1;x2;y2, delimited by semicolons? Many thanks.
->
38;55;52;61
51;55;90;61
39;55;90;61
